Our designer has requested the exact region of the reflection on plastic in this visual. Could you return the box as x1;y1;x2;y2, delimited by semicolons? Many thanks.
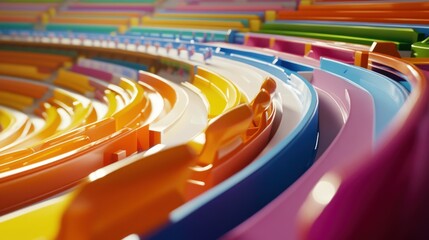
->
298;172;341;239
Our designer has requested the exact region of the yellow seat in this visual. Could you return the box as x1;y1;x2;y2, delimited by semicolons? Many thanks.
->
38;118;116;151
103;89;120;118
0;63;49;81
49;89;97;135
0;108;33;149
112;78;147;129
0;108;13;132
0;103;61;154
54;69;96;95
187;67;244;119
0;91;34;111
153;12;261;31
141;16;250;32
196;67;242;111
154;12;260;21
191;74;227;118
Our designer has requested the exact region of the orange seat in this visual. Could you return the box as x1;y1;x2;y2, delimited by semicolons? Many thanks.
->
50;16;134;26
186;77;279;199
0;78;48;99
56;144;197;240
0;124;149;215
